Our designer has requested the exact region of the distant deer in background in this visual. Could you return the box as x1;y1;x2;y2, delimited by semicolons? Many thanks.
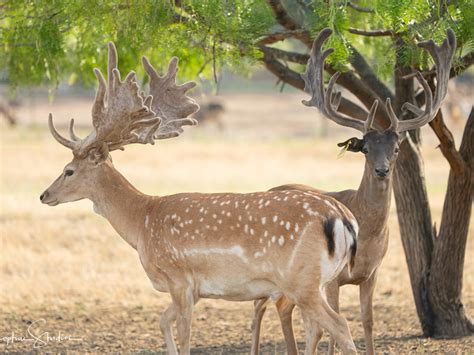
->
251;28;455;355
40;42;360;354
0;96;18;125
192;101;225;129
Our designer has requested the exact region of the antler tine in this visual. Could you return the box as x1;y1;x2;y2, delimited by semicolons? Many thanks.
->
364;100;379;132
68;118;81;142
395;28;456;132
48;114;78;150
107;42;118;93
302;28;369;134
142;56;199;140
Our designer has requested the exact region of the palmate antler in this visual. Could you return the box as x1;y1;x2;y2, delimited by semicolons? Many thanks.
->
302;28;456;133
48;42;199;157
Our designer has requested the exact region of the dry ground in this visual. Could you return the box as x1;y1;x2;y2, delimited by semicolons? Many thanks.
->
1;91;473;353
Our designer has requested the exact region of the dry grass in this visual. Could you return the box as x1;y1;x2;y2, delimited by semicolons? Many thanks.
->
0;92;472;352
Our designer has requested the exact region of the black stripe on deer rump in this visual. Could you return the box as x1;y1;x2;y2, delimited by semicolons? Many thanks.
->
323;217;358;262
343;218;358;270
323;217;336;257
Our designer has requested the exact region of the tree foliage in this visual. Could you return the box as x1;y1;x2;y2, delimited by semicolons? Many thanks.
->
1;0;472;91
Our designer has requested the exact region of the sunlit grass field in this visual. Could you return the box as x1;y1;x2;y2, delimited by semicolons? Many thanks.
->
1;92;472;352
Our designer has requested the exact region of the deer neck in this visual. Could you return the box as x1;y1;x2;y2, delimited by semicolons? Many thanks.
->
89;162;151;249
351;162;392;237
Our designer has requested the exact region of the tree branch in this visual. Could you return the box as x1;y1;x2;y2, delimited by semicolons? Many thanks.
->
348;28;395;37
259;30;309;45
265;0;386;123
346;1;375;13
266;0;313;47
429;110;466;174
258;45;308;64
459;107;474;168
349;45;395;101
260;50;370;121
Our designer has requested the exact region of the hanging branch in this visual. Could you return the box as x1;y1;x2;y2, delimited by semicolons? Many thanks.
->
259;30;309;45
346;1;375;13
348;28;395;37
258;45;308;64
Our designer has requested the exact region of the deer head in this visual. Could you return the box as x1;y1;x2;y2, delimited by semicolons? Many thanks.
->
302;28;456;179
40;43;199;205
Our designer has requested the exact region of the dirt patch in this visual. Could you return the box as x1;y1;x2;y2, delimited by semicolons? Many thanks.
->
1;300;473;353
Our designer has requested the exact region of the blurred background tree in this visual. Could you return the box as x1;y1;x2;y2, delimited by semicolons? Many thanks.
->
1;0;473;338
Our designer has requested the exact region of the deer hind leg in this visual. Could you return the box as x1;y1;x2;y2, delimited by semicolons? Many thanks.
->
325;281;340;354
359;271;377;355
170;286;195;355
316;299;356;355
250;297;270;355
160;304;178;355
275;296;298;355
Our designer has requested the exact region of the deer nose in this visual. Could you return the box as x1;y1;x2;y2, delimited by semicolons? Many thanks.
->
375;167;389;177
40;191;48;202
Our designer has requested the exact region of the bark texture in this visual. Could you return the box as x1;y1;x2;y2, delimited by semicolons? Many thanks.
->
428;108;474;337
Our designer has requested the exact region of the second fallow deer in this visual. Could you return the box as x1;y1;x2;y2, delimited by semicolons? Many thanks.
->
40;42;360;354
251;28;455;355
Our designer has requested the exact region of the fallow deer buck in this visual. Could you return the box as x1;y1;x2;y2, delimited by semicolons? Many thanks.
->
250;28;455;355
40;42;360;354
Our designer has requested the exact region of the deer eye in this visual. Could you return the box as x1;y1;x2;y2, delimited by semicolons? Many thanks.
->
65;169;74;177
394;147;400;154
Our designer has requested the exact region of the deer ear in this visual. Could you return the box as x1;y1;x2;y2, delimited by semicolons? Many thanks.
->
88;143;110;165
337;137;365;152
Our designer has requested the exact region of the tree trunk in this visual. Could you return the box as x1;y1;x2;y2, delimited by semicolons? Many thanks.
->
428;108;474;337
393;139;437;335
392;49;436;336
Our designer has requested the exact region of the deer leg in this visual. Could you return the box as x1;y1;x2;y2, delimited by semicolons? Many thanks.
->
325;281;340;354
301;308;319;355
359;271;377;355
250;297;270;355
159;304;178;355
275;296;298;355
316;299;356;355
171;286;195;355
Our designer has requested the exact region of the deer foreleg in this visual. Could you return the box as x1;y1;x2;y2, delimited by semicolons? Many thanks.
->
250;297;270;355
160;304;178;355
360;271;377;355
171;286;195;355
